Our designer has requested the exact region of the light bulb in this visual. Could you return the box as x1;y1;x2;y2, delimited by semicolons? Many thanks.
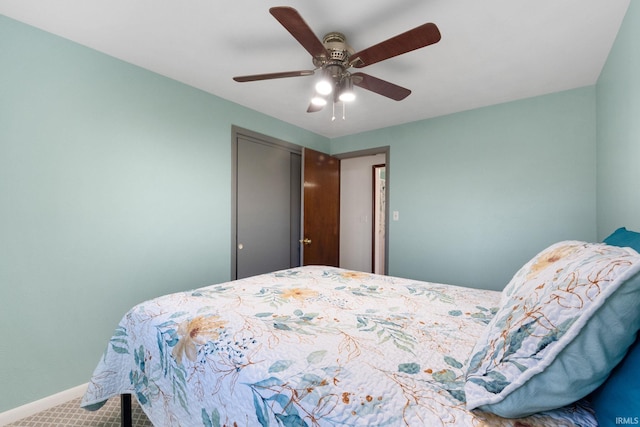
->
337;77;355;102
338;91;355;102
311;95;327;106
315;79;333;95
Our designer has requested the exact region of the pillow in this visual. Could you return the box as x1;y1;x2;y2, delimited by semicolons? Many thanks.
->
464;241;640;418
590;334;640;427
604;227;640;253
589;228;640;426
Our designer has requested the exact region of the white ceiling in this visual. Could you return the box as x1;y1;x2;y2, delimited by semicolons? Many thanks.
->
0;1;630;138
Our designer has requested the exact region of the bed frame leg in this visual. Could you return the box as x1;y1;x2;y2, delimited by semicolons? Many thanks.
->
121;394;132;427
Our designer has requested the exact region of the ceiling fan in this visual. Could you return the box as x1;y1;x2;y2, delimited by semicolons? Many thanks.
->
233;6;441;114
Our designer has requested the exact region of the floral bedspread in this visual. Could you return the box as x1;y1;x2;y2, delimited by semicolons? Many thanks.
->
81;266;597;426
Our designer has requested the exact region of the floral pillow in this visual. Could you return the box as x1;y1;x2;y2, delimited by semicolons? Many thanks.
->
464;241;640;418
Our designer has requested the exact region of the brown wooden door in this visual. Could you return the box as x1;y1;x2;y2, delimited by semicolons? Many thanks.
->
302;147;340;266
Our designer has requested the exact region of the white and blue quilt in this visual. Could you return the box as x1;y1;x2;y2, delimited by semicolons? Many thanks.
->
81;266;597;426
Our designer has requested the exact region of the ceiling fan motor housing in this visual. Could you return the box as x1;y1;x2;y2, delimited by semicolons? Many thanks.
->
313;32;355;76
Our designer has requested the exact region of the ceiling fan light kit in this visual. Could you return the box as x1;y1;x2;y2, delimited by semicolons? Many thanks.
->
314;67;336;95
233;6;441;120
338;78;356;103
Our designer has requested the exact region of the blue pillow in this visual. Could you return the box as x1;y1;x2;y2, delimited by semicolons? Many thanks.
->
590;228;640;426
604;227;640;253
590;334;640;427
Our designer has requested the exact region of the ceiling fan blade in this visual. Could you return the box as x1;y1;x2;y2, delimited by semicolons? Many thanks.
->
351;72;411;101
233;70;315;82
269;7;328;59
350;22;441;68
306;102;324;113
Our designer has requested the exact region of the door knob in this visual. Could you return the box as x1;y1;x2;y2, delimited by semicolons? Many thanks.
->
299;238;312;245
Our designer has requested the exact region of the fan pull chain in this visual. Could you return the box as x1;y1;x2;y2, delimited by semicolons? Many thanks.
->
342;102;346;120
331;102;336;121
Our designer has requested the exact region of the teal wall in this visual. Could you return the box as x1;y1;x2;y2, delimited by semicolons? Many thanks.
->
0;16;328;412
332;87;597;289
596;0;640;238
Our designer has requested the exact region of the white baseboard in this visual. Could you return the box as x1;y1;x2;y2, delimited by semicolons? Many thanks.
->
0;383;88;426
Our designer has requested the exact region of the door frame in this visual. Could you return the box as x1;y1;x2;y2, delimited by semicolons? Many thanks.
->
231;125;302;279
372;163;386;275
334;146;391;275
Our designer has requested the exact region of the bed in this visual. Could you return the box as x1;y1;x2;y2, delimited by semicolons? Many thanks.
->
81;233;640;427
